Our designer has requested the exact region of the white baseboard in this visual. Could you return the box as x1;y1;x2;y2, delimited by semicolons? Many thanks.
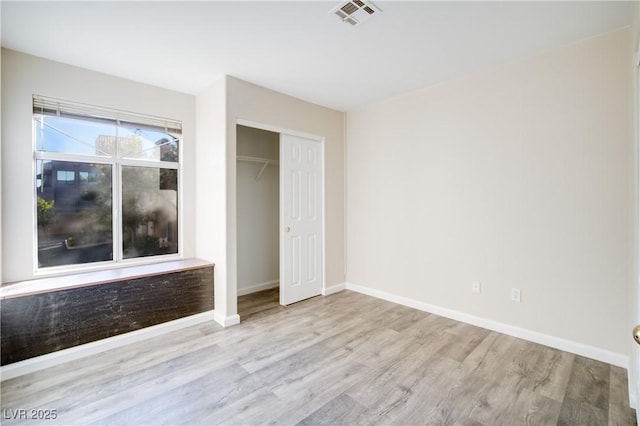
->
627;355;638;410
237;280;279;296
322;282;346;296
214;311;241;327
0;310;216;381
345;282;629;369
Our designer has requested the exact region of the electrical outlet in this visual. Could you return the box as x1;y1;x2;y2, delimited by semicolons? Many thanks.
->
472;281;481;294
511;288;521;303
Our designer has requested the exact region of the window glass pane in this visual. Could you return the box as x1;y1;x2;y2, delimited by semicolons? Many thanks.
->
34;115;116;156
56;170;75;184
36;160;113;267
122;166;178;259
118;125;179;162
33;97;182;271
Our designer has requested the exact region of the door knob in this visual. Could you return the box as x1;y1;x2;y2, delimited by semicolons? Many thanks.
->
633;324;640;345
285;226;291;233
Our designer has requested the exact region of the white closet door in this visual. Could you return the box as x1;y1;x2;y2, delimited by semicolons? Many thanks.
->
280;134;323;305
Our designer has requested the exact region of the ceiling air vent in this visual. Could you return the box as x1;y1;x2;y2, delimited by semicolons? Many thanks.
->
331;0;380;26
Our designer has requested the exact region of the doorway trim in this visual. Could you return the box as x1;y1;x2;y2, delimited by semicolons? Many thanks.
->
632;42;640;413
235;118;327;310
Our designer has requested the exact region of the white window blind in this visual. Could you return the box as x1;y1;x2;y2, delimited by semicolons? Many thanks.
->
33;95;182;135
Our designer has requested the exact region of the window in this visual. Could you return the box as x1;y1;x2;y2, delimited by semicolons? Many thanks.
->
56;170;75;184
33;95;181;270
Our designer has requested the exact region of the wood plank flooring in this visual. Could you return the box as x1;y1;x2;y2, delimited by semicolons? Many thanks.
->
1;289;636;425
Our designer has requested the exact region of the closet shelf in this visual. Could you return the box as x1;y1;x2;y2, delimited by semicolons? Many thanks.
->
237;155;279;181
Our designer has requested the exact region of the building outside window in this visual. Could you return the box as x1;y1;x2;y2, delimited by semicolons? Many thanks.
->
33;96;181;270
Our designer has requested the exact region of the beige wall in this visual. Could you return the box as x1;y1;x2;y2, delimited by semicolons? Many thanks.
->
228;76;346;284
195;76;345;322
4;26;630;372
223;76;345;319
236;125;279;293
2;53;345;324
1;49;196;283
347;29;634;357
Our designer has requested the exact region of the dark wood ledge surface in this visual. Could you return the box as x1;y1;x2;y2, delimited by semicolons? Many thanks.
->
1;259;215;365
1;259;214;300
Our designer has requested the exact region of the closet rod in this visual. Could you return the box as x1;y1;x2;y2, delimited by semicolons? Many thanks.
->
237;155;279;165
237;155;279;181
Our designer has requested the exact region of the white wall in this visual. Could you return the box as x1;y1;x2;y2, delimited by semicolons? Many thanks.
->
194;76;228;322
347;29;634;359
236;125;279;294
1;49;196;282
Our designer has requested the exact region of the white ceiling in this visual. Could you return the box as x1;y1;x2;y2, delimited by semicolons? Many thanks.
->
1;1;634;111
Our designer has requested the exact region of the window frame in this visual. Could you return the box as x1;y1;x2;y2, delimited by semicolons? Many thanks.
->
32;95;184;275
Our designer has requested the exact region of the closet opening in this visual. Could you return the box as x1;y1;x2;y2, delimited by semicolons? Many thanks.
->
236;125;280;313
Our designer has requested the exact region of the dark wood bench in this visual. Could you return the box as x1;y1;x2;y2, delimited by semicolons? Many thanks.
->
1;259;214;365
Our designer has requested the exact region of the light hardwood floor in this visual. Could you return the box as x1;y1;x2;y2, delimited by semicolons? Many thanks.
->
1;289;636;425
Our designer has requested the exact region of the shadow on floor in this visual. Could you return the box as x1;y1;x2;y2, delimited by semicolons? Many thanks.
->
237;287;282;321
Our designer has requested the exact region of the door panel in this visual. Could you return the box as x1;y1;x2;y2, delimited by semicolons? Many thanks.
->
280;134;323;305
